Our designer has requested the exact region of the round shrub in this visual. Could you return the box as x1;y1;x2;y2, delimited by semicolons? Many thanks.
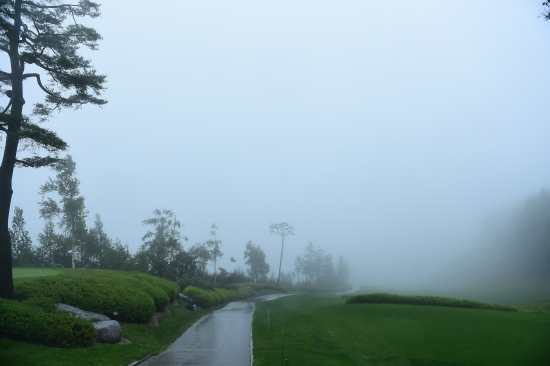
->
183;286;215;308
96;274;169;311
0;298;96;348
128;272;179;302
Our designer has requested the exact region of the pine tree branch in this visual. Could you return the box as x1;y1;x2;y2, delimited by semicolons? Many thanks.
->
21;73;67;101
21;1;78;9
2;100;13;114
0;71;10;82
15;156;60;168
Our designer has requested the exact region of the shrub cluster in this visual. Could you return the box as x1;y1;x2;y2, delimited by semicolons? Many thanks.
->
182;285;254;308
128;272;179;302
0;298;96;348
345;293;517;312
95;273;169;311
14;271;178;322
177;276;214;291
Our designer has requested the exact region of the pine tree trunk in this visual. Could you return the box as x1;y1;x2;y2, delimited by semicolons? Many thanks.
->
0;6;23;298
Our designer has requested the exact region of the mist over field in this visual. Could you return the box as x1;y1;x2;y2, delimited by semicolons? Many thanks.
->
4;1;550;303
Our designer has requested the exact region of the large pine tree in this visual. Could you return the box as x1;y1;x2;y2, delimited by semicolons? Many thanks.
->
0;0;106;299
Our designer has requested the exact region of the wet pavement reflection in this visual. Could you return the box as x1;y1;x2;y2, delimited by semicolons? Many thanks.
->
138;294;292;366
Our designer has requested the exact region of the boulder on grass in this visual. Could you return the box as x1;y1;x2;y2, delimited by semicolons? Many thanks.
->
93;320;122;343
56;303;110;322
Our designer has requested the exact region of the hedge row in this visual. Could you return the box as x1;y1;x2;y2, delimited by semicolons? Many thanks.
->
128;272;179;302
345;293;517;312
182;285;254;308
14;272;178;322
0;298;96;348
177;276;214;291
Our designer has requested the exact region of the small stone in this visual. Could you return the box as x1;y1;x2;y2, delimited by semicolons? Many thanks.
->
93;320;122;343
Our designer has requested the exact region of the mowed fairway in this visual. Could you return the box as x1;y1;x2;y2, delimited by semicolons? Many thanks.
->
252;294;550;366
12;268;62;282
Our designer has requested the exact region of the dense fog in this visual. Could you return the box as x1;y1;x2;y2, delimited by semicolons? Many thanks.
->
4;1;549;303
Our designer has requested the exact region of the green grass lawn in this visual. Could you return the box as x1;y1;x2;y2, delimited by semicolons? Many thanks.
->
252;294;550;366
12;267;122;283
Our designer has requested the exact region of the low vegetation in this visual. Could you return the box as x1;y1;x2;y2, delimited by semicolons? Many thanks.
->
514;298;550;313
182;285;254;308
14;273;166;323
0;298;96;348
0;297;212;366
346;292;517;312
253;293;550;365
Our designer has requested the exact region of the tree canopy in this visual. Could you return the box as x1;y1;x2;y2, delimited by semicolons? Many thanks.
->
243;240;270;282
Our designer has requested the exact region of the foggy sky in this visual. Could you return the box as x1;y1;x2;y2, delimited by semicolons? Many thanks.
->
6;1;550;288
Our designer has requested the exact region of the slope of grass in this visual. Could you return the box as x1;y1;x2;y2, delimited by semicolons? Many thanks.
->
253;294;550;366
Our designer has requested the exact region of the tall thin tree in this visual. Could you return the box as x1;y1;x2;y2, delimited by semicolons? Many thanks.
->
207;223;223;287
269;222;294;286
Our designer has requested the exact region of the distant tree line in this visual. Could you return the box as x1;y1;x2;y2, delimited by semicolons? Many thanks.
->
294;242;350;288
11;155;351;288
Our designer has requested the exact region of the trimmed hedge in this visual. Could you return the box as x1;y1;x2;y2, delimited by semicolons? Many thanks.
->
95;273;169;311
0;298;96;348
345;293;517;312
177;276;214;291
128;272;179;302
182;285;255;309
15;275;156;322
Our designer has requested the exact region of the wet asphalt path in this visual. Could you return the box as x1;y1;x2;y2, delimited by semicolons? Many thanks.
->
138;294;291;366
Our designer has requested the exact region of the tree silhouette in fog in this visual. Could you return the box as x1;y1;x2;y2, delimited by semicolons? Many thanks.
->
269;222;294;286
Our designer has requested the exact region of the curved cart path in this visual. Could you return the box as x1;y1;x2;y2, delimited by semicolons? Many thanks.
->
138;294;291;366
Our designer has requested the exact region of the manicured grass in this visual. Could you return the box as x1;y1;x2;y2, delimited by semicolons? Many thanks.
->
252;294;550;366
0;300;218;366
12;268;63;278
12;267;121;284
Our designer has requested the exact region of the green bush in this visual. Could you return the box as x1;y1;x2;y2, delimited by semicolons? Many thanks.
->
95;273;169;311
127;272;179;302
21;296;56;313
345;293;517;312
182;285;255;308
224;284;238;290
0;298;96;348
15;275;155;322
183;286;215;308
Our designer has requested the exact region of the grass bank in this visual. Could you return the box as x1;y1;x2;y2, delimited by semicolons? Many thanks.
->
252;293;550;365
